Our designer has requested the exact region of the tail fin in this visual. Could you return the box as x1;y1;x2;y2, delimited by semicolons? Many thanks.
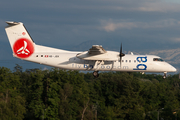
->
5;21;35;58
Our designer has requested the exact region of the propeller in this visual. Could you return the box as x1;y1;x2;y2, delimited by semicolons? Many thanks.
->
119;43;125;67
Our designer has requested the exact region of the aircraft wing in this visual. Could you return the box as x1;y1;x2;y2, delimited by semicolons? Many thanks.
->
76;45;116;61
88;45;107;55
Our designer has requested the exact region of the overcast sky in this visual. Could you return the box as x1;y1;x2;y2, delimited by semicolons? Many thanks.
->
1;0;180;70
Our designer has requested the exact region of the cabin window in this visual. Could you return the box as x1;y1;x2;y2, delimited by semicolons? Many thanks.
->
122;60;124;62
36;55;38;57
153;58;164;62
55;55;59;58
49;55;52;57
41;55;43;57
134;60;136;63
129;60;131;63
126;60;128;62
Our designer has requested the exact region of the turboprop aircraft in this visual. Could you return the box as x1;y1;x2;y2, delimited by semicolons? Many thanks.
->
5;21;176;78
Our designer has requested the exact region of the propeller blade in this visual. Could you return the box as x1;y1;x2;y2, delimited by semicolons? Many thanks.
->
120;43;122;56
120;54;122;67
119;43;125;67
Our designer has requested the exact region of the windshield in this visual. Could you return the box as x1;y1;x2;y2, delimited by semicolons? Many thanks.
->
153;58;164;62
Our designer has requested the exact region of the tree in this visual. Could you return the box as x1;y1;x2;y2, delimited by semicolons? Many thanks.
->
14;64;23;73
0;67;26;120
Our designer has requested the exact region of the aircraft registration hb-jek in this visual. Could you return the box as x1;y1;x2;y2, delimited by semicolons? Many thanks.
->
5;21;177;78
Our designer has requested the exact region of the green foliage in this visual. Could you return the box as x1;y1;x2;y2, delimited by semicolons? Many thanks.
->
0;67;26;120
1;66;180;120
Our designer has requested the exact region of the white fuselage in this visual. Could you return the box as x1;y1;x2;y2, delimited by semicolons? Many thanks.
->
21;45;176;73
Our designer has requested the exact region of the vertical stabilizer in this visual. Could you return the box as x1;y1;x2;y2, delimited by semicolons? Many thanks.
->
5;21;35;58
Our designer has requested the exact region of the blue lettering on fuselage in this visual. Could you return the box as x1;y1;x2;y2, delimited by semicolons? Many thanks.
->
137;56;147;62
133;64;147;70
133;56;147;70
83;64;128;70
84;64;93;69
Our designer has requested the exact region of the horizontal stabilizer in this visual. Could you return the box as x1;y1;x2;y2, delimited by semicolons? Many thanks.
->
6;21;20;26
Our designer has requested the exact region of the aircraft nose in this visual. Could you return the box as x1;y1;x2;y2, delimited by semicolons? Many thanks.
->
169;65;177;72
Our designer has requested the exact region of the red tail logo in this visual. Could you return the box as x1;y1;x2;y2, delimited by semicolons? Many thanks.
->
13;38;34;58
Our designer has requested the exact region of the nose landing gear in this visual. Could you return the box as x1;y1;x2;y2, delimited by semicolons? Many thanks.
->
163;72;167;79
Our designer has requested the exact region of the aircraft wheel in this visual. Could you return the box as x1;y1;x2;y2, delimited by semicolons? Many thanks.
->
93;71;99;78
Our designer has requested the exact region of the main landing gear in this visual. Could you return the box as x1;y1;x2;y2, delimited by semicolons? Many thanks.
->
93;71;99;78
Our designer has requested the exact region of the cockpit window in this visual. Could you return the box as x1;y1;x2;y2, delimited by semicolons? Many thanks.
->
153;58;164;62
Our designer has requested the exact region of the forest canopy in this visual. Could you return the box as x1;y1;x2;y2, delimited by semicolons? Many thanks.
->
0;65;180;120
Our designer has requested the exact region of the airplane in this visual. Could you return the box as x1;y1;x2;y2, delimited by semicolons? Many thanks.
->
5;21;177;78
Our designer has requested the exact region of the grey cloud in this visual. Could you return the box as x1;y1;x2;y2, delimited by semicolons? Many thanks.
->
1;0;180;50
1;0;180;70
100;19;180;32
